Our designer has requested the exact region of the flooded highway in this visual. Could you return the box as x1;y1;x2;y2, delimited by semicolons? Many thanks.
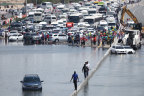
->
0;39;107;96
78;45;144;96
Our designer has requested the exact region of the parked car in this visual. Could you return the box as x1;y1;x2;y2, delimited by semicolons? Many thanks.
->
49;33;67;42
20;74;43;91
8;34;23;41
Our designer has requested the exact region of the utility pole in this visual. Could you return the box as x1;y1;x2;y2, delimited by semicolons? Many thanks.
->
36;0;37;7
25;0;27;14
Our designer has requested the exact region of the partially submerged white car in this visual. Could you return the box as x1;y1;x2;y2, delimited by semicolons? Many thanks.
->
111;45;135;54
123;46;135;54
9;34;23;41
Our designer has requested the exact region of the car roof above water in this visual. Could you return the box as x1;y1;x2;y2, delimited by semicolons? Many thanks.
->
24;74;39;77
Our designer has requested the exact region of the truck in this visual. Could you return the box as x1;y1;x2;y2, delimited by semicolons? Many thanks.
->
122;29;141;50
120;6;143;31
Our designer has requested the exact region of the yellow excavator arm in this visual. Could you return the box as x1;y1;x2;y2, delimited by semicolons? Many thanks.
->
120;6;139;26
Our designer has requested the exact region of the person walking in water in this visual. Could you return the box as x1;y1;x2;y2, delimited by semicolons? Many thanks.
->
82;62;89;78
70;71;79;90
86;61;90;70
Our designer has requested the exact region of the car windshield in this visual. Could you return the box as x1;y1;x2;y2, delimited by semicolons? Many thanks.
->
10;32;17;33
24;76;40;83
97;26;104;30
31;33;37;36
124;46;132;49
116;46;123;49
108;23;116;26
12;34;17;36
52;31;59;34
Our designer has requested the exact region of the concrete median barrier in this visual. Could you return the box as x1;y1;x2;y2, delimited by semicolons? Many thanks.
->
70;37;118;96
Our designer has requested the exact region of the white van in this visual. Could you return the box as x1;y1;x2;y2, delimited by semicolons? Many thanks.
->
106;17;116;28
34;12;43;23
99;20;108;30
80;10;88;17
51;15;57;22
28;12;34;19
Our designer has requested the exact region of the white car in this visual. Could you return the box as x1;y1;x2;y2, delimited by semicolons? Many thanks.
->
111;45;135;54
7;30;19;37
9;34;23;41
111;45;127;54
49;33;67;42
123;46;135;54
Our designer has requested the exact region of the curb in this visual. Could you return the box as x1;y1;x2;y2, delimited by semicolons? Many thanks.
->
70;37;118;96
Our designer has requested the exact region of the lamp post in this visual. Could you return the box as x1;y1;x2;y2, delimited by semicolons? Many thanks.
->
25;0;27;14
36;0;37;7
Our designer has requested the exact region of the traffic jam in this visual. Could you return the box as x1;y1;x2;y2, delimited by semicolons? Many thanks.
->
0;0;143;92
1;0;142;55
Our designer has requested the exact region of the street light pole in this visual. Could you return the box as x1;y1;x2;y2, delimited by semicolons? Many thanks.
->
25;0;27;14
36;0;37;7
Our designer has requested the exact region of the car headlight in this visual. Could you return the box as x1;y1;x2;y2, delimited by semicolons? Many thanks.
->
38;85;42;88
22;85;27;88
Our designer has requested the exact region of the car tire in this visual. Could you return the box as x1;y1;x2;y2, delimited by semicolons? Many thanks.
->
111;51;113;54
55;39;59;43
39;88;42;91
22;88;25;91
139;43;141;49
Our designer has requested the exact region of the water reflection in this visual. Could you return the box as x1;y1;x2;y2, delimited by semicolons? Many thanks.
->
22;91;42;96
83;81;89;96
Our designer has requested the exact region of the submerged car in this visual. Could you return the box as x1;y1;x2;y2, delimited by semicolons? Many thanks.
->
111;45;135;54
8;34;23;41
20;74;43;91
123;46;135;54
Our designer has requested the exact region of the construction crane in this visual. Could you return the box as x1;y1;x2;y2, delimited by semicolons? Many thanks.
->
120;6;142;31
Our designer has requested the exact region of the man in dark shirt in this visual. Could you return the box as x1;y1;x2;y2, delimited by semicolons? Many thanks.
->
82;63;89;78
70;71;79;90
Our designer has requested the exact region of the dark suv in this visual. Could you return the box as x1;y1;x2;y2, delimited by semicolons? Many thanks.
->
20;74;43;91
24;32;41;43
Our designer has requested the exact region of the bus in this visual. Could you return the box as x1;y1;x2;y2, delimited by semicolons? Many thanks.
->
88;8;97;15
106;17;116;28
41;2;53;12
44;15;57;24
84;16;96;26
32;8;44;13
84;15;102;27
41;2;52;8
68;13;83;23
80;10;88;17
28;12;34;20
34;12;43;23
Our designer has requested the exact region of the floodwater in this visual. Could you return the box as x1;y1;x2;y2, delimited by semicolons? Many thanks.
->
0;39;107;96
78;45;144;96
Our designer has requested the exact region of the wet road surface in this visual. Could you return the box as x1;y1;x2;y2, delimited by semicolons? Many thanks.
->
0;39;107;96
78;45;144;96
